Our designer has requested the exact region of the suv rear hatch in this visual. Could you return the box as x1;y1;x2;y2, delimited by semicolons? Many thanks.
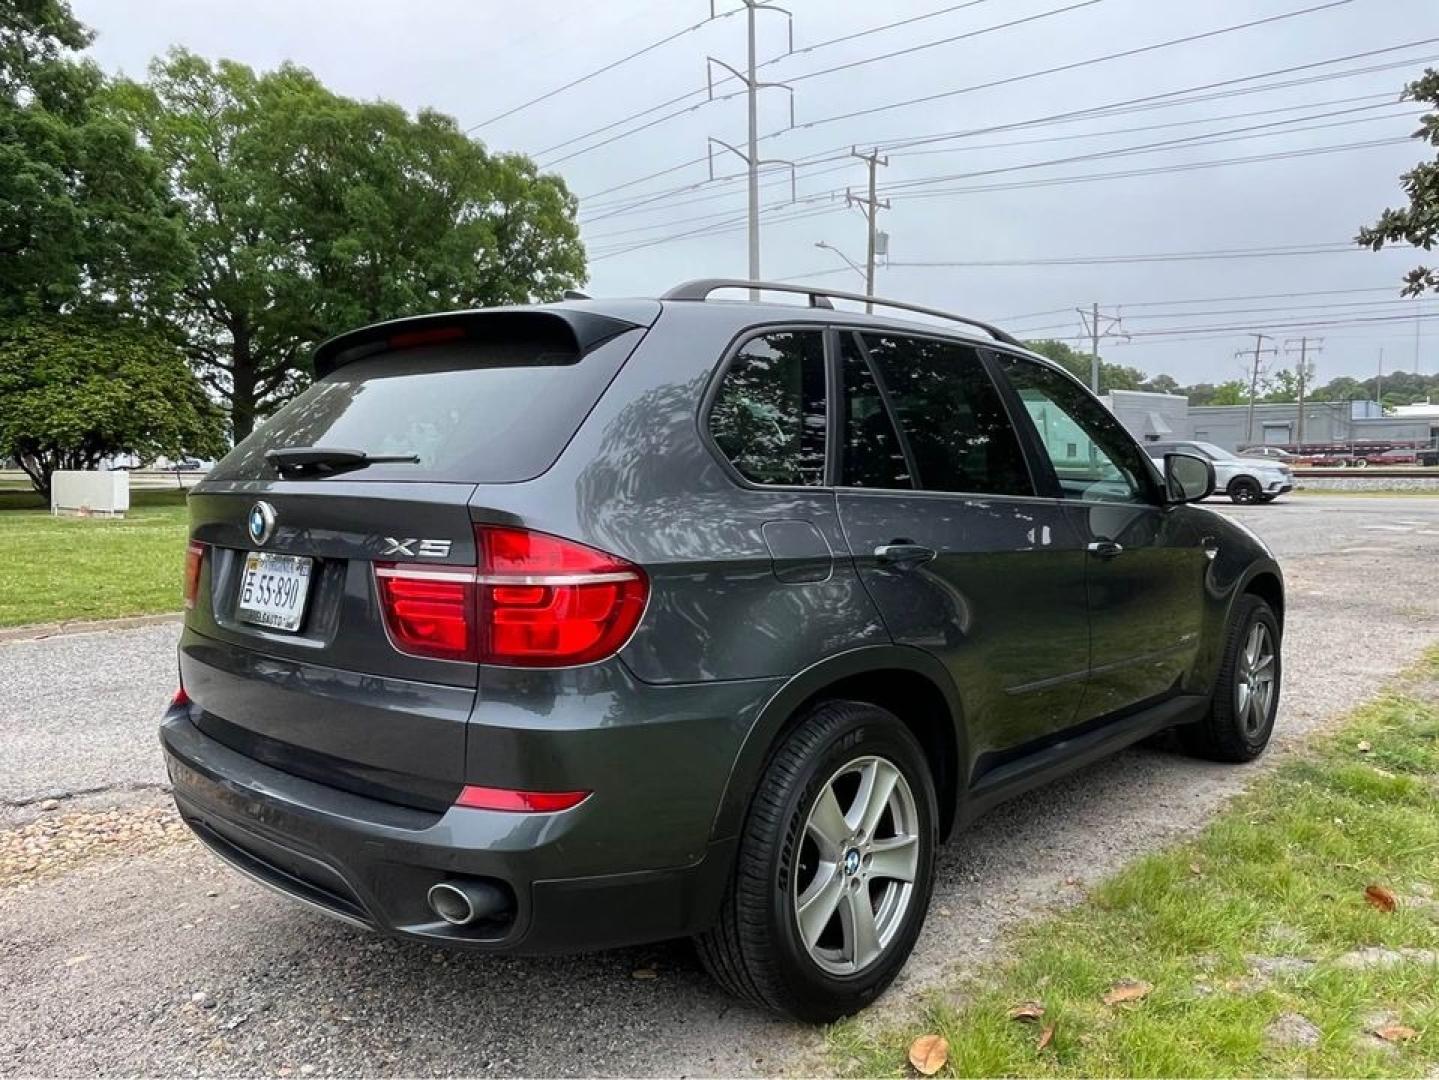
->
181;304;658;811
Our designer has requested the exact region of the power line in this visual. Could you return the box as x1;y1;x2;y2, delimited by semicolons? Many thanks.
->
887;135;1411;201
581;89;1415;225
467;7;736;131
577;35;1436;220
583;107;1414;243
886;242;1365;269
526;1;1001;161
782;0;1357;135
540;0;1104;166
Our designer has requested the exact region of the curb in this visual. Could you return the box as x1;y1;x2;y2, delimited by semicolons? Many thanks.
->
0;611;182;644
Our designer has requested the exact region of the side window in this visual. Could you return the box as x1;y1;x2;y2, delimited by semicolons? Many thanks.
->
708;329;826;486
840;333;912;489
999;355;1156;504
859;333;1032;497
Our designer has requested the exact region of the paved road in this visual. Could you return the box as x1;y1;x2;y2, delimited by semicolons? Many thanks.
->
3;494;1438;1076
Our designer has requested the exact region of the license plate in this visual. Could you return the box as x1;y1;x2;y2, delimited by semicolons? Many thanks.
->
237;552;313;632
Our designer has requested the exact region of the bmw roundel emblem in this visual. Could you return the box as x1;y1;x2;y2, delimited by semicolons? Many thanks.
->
247;501;276;547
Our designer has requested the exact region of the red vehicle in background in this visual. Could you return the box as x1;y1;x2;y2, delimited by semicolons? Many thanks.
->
1242;440;1438;468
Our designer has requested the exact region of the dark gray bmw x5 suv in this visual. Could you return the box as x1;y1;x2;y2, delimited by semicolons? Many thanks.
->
161;279;1284;1021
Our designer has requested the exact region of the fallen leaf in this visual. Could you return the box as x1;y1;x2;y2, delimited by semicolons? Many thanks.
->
1374;1025;1419;1043
1102;979;1153;1005
908;1033;948;1076
630;967;658;980
1365;884;1398;913
1037;1023;1056;1052
1189;862;1204;877
1007;1000;1045;1023
1357;740;1373;754
63;954;91;967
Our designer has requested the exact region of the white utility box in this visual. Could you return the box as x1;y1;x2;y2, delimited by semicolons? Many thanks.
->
51;470;130;517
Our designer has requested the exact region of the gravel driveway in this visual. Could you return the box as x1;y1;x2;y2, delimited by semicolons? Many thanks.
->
3;494;1438;1077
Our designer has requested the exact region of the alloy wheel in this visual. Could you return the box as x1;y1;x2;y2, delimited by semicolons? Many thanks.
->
792;755;920;976
1235;621;1276;736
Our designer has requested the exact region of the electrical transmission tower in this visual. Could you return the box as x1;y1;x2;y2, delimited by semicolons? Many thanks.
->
706;0;795;297
1283;336;1322;444
1076;304;1128;392
1238;333;1278;445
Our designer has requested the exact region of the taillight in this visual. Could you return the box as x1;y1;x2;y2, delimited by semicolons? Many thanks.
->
476;526;647;667
182;541;206;609
374;566;476;662
373;528;647;667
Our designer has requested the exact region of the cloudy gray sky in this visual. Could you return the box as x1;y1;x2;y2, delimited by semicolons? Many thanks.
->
73;0;1439;385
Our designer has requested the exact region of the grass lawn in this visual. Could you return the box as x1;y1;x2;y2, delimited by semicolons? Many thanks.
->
830;652;1439;1078
0;489;189;627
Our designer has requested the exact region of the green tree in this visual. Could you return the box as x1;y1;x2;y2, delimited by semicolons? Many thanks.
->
1023;339;1154;394
0;315;226;497
112;51;586;441
0;0;185;315
1207;380;1249;406
1357;67;1439;295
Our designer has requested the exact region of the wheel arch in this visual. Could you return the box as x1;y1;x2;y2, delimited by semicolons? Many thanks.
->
711;646;968;844
1240;564;1285;632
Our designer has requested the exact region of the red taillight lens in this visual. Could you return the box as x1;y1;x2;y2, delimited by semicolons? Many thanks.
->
183;541;206;610
477;526;647;667
455;785;590;813
375;567;476;661
170;686;191;709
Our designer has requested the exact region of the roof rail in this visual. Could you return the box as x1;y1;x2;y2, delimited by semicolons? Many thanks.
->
659;278;1024;349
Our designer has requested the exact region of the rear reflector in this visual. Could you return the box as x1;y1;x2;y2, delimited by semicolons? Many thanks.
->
373;527;647;667
170;686;191;709
183;541;206;610
455;785;590;813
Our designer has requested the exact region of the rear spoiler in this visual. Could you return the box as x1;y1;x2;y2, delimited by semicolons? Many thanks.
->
312;302;659;378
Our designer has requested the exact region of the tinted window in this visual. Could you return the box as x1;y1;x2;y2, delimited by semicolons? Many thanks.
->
841;333;911;489
709;330;826;486
210;332;637;484
999;355;1156;504
859;333;1031;496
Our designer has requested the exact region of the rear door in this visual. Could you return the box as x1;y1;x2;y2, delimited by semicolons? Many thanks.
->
832;329;1091;767
991;352;1209;720
181;309;653;808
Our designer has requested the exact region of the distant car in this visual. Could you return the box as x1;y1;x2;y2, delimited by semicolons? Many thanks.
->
1147;440;1293;504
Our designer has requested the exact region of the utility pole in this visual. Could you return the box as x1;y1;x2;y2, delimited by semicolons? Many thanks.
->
1283;336;1322;445
707;1;794;297
1075;304;1128;392
845;147;889;312
1377;346;1385;409
1238;333;1278;446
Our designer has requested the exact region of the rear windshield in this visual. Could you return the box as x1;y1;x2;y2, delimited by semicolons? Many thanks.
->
209;330;641;484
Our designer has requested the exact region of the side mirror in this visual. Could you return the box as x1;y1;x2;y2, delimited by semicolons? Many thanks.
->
1164;452;1214;503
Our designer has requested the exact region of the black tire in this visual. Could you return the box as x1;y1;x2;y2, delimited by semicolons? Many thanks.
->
1181;594;1281;762
695;700;938;1022
1258;494;1277;503
1228;477;1261;504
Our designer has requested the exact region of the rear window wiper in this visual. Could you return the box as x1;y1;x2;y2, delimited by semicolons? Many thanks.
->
265;446;419;476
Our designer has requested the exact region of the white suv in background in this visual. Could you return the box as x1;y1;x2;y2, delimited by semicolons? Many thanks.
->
1147;440;1294;504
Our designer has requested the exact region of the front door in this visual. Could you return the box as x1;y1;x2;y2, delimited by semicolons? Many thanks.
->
992;353;1209;721
831;330;1091;770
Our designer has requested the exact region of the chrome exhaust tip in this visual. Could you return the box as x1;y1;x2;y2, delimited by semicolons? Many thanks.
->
426;879;508;926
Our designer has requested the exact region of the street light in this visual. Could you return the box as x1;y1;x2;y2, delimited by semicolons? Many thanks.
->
814;241;871;311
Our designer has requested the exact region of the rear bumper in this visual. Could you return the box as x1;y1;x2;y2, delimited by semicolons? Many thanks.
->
161;705;737;953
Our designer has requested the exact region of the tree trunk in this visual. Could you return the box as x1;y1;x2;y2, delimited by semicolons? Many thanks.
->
230;323;258;443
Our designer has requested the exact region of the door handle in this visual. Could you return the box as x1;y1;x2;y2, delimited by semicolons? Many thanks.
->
874;543;937;567
1086;539;1124;560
